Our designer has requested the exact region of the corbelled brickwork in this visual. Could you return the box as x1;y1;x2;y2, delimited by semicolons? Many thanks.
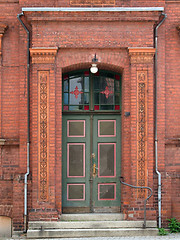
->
0;0;179;234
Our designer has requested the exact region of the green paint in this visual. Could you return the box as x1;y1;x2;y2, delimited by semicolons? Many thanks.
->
62;114;121;210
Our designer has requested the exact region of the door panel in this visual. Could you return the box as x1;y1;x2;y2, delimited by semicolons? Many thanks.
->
92;115;121;211
98;143;116;177
67;143;85;177
62;115;90;210
62;114;121;212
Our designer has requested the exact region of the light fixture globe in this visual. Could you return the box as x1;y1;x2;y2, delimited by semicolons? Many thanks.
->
90;54;98;74
90;63;98;74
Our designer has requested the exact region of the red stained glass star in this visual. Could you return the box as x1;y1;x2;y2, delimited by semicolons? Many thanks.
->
70;86;83;99
101;86;113;99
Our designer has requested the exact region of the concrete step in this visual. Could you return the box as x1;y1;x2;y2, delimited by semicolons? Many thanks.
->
28;214;158;238
27;228;158;238
60;213;124;221
28;220;157;230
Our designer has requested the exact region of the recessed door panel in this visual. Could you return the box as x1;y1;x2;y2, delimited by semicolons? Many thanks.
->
98;143;116;177
67;143;85;177
98;183;116;201
67;120;85;137
67;184;85;201
98;120;116;137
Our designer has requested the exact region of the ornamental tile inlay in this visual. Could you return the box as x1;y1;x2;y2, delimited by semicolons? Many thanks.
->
137;71;147;198
70;0;115;6
70;86;83;99
38;71;49;201
101;86;113;99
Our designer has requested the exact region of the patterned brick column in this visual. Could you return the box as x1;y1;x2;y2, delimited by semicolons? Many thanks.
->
38;70;49;202
128;48;155;200
29;48;58;220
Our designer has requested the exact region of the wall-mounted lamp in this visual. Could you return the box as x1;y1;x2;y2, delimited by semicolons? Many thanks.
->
90;54;98;74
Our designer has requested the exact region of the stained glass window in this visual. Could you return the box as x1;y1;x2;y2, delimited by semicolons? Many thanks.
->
63;71;121;111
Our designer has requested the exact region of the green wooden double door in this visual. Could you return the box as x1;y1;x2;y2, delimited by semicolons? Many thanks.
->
62;114;121;213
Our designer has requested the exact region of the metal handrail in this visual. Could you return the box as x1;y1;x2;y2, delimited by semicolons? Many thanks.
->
119;177;153;229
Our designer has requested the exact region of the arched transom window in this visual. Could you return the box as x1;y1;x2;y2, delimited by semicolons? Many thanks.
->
63;70;121;112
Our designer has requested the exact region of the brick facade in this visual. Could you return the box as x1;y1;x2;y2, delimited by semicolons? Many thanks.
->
0;0;179;232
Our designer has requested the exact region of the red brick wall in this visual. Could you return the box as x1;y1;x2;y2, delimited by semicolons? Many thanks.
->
0;0;179;231
0;180;13;218
162;1;180;226
31;21;154;48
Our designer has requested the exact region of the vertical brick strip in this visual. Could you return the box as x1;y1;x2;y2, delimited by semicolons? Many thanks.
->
129;48;155;199
0;35;2;175
0;25;8;175
137;71;147;198
30;48;57;214
0;27;7;137
38;71;49;201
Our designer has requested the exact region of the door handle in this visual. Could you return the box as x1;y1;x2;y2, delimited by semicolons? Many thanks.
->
93;163;96;175
93;163;98;177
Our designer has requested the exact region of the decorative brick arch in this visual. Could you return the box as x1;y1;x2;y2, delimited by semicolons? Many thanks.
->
58;49;128;74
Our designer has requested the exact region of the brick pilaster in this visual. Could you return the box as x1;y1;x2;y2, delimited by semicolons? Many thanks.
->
29;47;59;221
127;48;156;219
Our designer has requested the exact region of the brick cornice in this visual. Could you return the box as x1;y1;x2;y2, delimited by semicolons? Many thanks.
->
24;10;161;23
128;48;156;64
30;48;58;64
0;24;8;34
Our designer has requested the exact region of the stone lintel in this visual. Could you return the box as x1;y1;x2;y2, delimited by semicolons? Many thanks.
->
30;48;58;64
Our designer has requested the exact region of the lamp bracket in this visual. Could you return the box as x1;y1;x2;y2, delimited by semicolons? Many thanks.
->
92;54;98;63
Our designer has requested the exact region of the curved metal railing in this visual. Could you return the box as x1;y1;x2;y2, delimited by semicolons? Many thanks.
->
119;177;153;229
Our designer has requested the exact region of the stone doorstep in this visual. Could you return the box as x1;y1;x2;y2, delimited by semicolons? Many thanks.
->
27;228;159;238
28;220;157;229
60;213;124;221
27;215;158;238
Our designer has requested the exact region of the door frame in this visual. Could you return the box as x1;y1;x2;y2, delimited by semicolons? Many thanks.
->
62;69;122;213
